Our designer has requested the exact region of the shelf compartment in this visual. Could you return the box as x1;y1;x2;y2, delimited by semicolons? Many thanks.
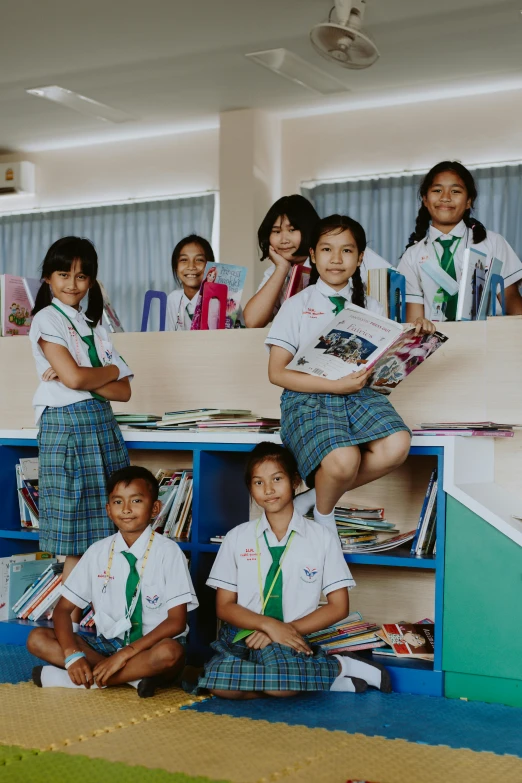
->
343;548;436;569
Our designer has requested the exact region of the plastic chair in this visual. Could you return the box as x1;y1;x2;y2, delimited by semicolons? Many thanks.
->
488;274;506;316
388;270;406;323
141;290;167;332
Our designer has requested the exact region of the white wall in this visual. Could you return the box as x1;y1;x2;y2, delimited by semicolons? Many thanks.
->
281;89;522;193
0;129;219;213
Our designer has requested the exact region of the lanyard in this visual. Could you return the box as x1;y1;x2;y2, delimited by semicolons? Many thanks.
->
176;294;197;329
101;530;155;617
255;519;295;613
432;235;462;272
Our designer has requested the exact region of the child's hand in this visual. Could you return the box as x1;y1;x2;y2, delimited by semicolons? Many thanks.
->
332;367;371;395
263;619;312;654
93;647;134;687
245;630;272;650
412;317;436;335
67;657;94;688
268;246;292;271
42;367;59;382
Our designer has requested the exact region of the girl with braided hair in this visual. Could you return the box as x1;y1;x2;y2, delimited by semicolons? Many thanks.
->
265;215;434;536
398;161;522;321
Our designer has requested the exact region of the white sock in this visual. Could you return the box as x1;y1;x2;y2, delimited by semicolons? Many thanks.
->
336;653;381;689
127;679;140;689
313;506;338;535
293;489;316;516
40;665;100;689
330;673;357;692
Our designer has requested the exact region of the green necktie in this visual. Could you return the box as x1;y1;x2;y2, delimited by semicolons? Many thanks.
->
329;295;346;316
262;532;285;622
436;237;458;321
82;334;103;368
121;551;142;643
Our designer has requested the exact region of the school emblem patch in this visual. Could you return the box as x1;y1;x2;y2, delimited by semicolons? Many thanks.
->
301;565;319;583
145;594;160;607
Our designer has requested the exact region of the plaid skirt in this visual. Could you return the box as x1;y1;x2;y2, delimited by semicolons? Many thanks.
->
196;624;339;693
280;388;410;487
37;399;130;556
79;632;187;657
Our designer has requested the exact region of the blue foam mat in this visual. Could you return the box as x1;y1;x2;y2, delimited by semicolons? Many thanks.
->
0;644;45;684
187;691;522;757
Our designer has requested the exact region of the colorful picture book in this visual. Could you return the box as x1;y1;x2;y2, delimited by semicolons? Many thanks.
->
286;304;447;394
151;469;193;541
476;257;504;320
410;469;437;557
11;561;63;622
308;612;386;654
284;264;311;301
0;551;52;620
456;248;487;321
16;457;39;528
379;622;435;660
0;274;40;336
191;262;247;330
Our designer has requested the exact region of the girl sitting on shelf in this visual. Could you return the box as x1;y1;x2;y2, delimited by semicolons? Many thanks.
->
197;441;391;698
398;161;522;321
166;234;215;331
265;215;435;535
243;194;390;329
29;236;132;598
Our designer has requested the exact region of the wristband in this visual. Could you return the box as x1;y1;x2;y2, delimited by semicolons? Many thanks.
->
64;651;86;669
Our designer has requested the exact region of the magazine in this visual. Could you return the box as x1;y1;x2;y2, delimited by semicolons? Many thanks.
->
0;275;38;336
191;262;247;330
286;304;447;394
380;622;435;660
456;248;487;321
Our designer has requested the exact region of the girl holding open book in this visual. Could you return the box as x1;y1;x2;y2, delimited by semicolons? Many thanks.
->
29;237;132;600
265;215;435;535
244;195;389;329
398;161;522;321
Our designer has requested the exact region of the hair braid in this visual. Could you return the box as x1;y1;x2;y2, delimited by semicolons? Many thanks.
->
462;210;487;244
351;266;366;308
405;204;431;251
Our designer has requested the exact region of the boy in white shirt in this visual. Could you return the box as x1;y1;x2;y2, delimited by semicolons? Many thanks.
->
27;466;198;698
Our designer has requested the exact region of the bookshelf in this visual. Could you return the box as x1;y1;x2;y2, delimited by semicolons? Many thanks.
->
0;429;447;697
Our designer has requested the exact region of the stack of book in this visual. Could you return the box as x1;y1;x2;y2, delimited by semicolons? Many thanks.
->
11;562;64;622
152;469;193;541
413;421;516;438
373;620;435;661
115;409;280;434
16;457;39;529
308;612;386;654
115;413;161;428
80;606;95;629
318;507;414;553
410;470;437;557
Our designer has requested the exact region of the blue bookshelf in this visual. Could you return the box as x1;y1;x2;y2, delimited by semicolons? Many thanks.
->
0;434;445;696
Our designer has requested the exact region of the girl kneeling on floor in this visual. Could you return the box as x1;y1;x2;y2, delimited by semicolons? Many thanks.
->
197;442;391;698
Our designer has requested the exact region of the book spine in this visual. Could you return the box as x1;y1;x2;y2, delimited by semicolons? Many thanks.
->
29;582;62;621
410;469;436;554
12;565;55;614
416;480;438;555
21;576;61;619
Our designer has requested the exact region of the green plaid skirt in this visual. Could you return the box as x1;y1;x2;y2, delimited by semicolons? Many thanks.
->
37;399;129;556
280;388;410;487
196;624;339;693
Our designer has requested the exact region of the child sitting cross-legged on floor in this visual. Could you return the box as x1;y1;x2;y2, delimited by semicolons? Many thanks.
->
27;465;198;698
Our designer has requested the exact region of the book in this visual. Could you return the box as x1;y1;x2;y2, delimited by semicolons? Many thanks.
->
23;277;41;309
191;262;247;330
412;429;513;438
8;559;57;620
411;469;436;555
341;530;416;554
414;478;437;556
286;304;447;394
380;622;435;660
99;281;125;332
477;257;504;321
419;421;516;430
0;553;52;620
367;268;405;321
0;275;36;336
284;264;311;301
456;248;487;321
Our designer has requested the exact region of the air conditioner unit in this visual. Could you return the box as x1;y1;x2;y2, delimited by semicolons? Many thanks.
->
0;162;35;195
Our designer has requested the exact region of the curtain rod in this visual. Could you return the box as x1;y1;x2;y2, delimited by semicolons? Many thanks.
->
301;158;522;188
0;189;217;218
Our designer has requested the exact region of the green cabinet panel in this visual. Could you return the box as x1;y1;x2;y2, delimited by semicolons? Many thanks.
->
445;671;522;708
443;495;522;682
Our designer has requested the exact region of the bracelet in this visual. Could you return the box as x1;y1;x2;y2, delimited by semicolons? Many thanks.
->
64;651;86;669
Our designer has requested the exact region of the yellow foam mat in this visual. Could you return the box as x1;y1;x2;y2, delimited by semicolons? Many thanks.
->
0;682;197;751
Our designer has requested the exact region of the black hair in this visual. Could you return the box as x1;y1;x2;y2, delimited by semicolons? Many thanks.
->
257;195;320;261
171;234;215;281
107;465;159;502
244;442;300;492
308;214;366;309
32;236;104;325
405;161;487;251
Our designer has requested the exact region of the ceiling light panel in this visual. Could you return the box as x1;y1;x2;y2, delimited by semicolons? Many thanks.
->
26;86;133;124
245;48;349;95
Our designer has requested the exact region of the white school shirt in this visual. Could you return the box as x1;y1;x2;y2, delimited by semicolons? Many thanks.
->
206;510;354;622
166;289;199;331
257;248;390;320
265;277;385;357
61;525;198;640
397;220;522;321
29;299;133;424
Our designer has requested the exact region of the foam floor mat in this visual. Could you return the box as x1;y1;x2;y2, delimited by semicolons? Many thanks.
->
186;690;522;757
0;644;44;684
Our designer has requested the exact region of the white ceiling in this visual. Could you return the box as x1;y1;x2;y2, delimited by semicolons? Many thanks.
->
1;0;521;151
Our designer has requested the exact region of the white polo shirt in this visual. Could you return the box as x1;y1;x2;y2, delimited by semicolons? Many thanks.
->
257;249;390;320
166;289;200;331
62;525;198;640
29;300;133;423
265;278;385;357
207;510;354;623
397;221;522;321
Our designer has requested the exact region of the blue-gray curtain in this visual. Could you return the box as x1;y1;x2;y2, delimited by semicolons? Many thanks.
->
0;194;215;331
303;163;522;267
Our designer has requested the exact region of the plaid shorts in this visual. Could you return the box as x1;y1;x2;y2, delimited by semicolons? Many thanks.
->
280;387;410;486
196;624;339;693
79;632;187;657
37;399;130;556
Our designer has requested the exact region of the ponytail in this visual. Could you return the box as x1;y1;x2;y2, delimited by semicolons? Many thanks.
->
463;210;487;244
350;266;366;309
404;204;431;251
31;281;52;316
85;281;104;326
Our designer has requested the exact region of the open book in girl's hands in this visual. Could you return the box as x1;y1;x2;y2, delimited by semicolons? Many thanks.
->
286;303;448;395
